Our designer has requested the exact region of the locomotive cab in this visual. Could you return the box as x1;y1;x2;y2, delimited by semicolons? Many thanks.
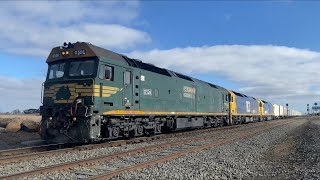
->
40;42;123;144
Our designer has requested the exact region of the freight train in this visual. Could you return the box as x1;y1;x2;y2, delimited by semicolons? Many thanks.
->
39;42;303;144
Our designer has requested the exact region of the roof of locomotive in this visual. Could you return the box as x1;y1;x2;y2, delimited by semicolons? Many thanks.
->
46;42;125;63
46;42;228;92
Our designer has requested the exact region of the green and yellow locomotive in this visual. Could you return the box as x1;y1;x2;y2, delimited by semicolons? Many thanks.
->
40;42;230;144
40;42;300;144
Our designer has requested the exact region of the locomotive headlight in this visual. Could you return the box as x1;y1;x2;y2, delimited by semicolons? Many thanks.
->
65;51;69;55
73;117;77;121
49;117;52;120
62;51;66;55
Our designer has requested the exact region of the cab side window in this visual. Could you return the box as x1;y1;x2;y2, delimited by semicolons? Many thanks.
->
99;65;114;81
124;71;131;85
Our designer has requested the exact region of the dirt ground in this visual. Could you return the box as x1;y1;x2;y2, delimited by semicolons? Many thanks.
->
0;131;41;150
0;114;41;150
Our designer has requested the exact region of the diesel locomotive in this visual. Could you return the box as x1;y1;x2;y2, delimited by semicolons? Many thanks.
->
39;42;302;144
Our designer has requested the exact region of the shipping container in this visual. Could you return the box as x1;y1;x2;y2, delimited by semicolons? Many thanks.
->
273;104;280;117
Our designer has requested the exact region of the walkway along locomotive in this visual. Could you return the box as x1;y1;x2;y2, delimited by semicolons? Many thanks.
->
39;42;302;144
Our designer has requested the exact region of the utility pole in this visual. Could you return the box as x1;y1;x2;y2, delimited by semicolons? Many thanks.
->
307;104;309;116
286;103;289;116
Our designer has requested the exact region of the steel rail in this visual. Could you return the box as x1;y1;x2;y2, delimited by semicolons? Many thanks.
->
0;119;287;161
0;120;289;180
0;119;281;162
0;119;279;165
0;122;243;165
89;120;292;180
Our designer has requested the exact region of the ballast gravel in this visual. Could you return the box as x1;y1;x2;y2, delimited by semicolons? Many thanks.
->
5;119;311;180
22;120;291;180
111;119;307;180
1;121;265;178
15;121;278;180
257;117;320;180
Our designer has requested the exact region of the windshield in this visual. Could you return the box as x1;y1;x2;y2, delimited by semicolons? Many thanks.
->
69;60;95;77
47;59;97;80
48;63;65;79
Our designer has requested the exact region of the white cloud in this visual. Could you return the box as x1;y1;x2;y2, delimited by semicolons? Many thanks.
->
128;45;320;112
1;45;317;113
0;1;150;57
0;1;314;113
0;77;44;113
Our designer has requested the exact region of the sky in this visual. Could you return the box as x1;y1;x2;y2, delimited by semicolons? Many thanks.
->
0;1;319;113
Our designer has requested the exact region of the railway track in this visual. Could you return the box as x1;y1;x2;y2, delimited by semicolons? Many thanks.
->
0;119;293;180
0;124;241;165
0;118;286;160
89;120;292;180
0;119;278;165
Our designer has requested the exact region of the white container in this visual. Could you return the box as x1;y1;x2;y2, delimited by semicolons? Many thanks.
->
283;106;288;116
279;105;284;116
273;104;280;117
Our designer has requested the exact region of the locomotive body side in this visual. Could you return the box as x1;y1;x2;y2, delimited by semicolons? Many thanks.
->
228;91;261;124
40;42;230;144
262;100;274;120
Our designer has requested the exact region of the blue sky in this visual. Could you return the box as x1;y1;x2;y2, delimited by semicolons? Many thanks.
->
1;1;320;113
139;1;320;50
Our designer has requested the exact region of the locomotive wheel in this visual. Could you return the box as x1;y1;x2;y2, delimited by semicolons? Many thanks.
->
213;120;218;128
112;127;120;138
155;124;161;133
136;125;144;135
